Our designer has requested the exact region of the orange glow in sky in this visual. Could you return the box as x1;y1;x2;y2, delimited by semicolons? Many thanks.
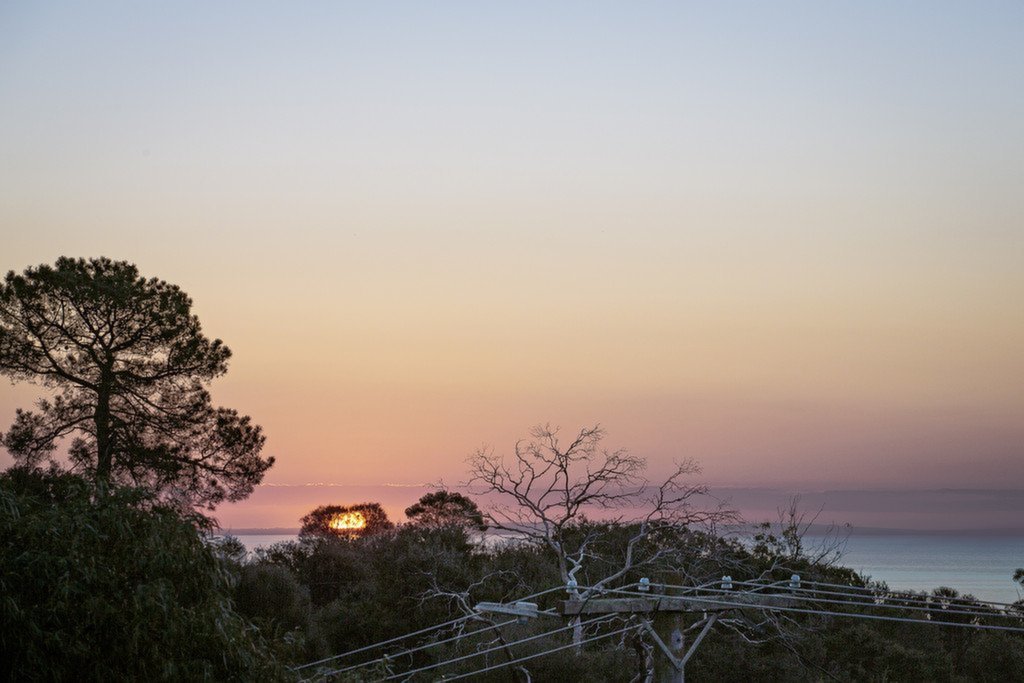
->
1;4;1023;530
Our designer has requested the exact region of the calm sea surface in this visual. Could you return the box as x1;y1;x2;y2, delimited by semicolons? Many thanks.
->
232;532;1024;605
805;533;1024;605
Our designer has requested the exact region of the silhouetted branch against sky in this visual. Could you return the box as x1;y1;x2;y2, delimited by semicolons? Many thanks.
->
0;257;274;509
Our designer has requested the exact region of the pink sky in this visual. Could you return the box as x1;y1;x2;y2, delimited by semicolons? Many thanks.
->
214;484;1024;534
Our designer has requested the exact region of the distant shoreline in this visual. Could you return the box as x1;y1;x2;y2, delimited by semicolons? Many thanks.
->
221;524;1024;537
216;486;1024;534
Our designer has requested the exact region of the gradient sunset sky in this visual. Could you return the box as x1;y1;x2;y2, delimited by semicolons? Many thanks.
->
2;2;1023;507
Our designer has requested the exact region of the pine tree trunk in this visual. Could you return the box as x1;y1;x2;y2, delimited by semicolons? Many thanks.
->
94;383;113;489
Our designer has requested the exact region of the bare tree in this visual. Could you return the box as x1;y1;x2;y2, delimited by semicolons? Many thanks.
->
750;496;850;572
466;424;733;644
420;571;530;683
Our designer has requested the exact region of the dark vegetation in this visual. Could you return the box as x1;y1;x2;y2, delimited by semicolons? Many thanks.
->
2;259;1023;680
300;502;395;539
228;508;1024;682
404;490;487;532
0;467;284;681
3;470;1024;680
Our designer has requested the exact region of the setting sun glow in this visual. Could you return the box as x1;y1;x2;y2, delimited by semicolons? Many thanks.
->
328;511;367;532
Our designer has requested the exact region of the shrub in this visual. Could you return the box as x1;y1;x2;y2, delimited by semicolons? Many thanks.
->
0;467;285;681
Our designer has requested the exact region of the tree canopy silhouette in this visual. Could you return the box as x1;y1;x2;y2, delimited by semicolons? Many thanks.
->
405;490;486;531
0;257;273;508
300;502;394;538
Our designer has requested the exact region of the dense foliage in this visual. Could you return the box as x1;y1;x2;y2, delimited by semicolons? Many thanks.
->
0;257;273;509
0;467;284;681
230;516;1024;681
3;465;1022;680
404;490;487;531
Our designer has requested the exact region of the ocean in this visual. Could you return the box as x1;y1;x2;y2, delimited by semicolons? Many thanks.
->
806;532;1023;605
231;531;1024;605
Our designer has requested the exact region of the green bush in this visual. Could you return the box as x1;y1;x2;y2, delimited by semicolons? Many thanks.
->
0;467;285;681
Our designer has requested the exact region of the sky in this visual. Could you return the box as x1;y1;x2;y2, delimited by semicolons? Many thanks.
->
1;3;1023;527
